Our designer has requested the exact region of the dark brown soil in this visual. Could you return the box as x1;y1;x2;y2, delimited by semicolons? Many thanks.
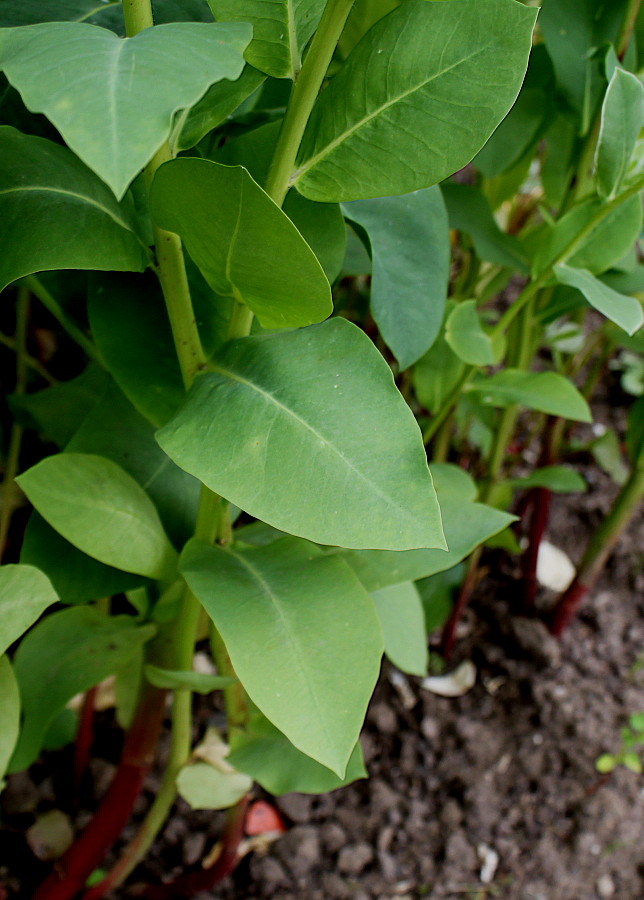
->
2;452;643;900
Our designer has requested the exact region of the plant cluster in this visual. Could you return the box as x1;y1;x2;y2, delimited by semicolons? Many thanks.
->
0;0;642;897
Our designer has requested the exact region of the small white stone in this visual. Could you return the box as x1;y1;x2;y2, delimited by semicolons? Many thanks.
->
596;874;615;897
477;843;499;884
421;660;476;698
536;540;576;592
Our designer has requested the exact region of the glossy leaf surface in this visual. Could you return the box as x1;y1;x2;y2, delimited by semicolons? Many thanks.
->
151;159;332;329
9;608;155;772
159;319;445;551
208;0;325;79
372;581;428;676
466;370;592;422
0;564;59;656
181;537;383;775
342;187;450;369
229;711;366;795
554;264;643;337
0;22;251;197
0;127;146;292
17;454;178;580
294;0;537;201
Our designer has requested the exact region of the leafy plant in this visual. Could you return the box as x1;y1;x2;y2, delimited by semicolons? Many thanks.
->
596;713;644;775
0;0;642;897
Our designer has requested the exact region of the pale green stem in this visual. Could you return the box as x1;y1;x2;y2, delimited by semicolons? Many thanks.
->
24;275;100;362
264;0;356;205
0;331;55;384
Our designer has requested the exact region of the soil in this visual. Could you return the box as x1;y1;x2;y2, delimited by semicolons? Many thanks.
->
2;393;643;900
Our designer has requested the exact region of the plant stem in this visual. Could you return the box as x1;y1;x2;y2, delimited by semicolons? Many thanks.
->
617;0;642;59
549;460;644;636
24;276;101;362
265;0;356;205
0;331;56;383
0;288;29;558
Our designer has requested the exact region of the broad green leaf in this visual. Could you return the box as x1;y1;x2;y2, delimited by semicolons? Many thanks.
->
293;0;537;201
0;22;251;198
0;564;59;657
67;383;202;546
0;1;121;27
229;710;366;795
0;656;20;784
507;465;587;494
417;564;464;634
338;0;399;58
595;68;644;199
341;187;449;370
372;581;428;676
181;537;383;775
208;0;325;79
9;607;155;772
466;369;592;422
177;760;251;809
539;0;628;130
341;464;514;592
158;318;445;551
21;513;145;605
150;159;332;329
445;301;496;367
554;264;643;336
542;113;578;209
144;664;235;693
8;365;109;449
16;453;178;580
0;127;146;292
533;195;642;277
441;182;528;272
175;65;266;151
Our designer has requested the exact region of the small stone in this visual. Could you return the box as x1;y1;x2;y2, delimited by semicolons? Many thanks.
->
337;841;374;875
420;716;440;742
182;831;206;866
440;798;463;829
320;821;347;853
250;855;290;891
508;617;561;668
596;874;616;898
274;825;321;878
368;702;398;734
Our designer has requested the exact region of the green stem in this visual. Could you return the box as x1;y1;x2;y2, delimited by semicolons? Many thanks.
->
423;366;473;445
0;331;55;384
24;276;101;362
0;288;29;556
617;0;642;59
264;0;356;205
122;0;153;33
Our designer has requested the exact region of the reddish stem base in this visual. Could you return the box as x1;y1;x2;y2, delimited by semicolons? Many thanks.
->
548;580;589;637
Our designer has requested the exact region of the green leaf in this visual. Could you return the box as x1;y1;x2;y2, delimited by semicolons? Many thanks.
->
66;382;202;546
0;656;20;784
144;664;235;693
177;760;252;809
372;581;428;676
595;753;616;774
0;1;121;27
0;127;146;292
9;366;110;448
0;22;251;198
590;428;629;485
17;453;178;580
208;0;325;79
341;187;450;370
180;537;383;775
539;0;628;130
533;195;642;277
0;564;59;656
554;264;643;336
341;464;515;592
228;710;366;795
175;65;266;151
622;752;642;774
150;158;332;329
441;182;528;272
595;67;644;199
158;319;445;551
466;370;592;422
293;0;537;201
9;607;155;773
445;301;496;367
20;513;145;605
507;465;587;494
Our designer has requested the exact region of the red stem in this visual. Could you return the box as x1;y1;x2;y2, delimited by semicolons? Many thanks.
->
140;795;250;900
440;551;481;661
32;683;167;900
74;687;98;792
522;486;552;609
548;579;589;637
